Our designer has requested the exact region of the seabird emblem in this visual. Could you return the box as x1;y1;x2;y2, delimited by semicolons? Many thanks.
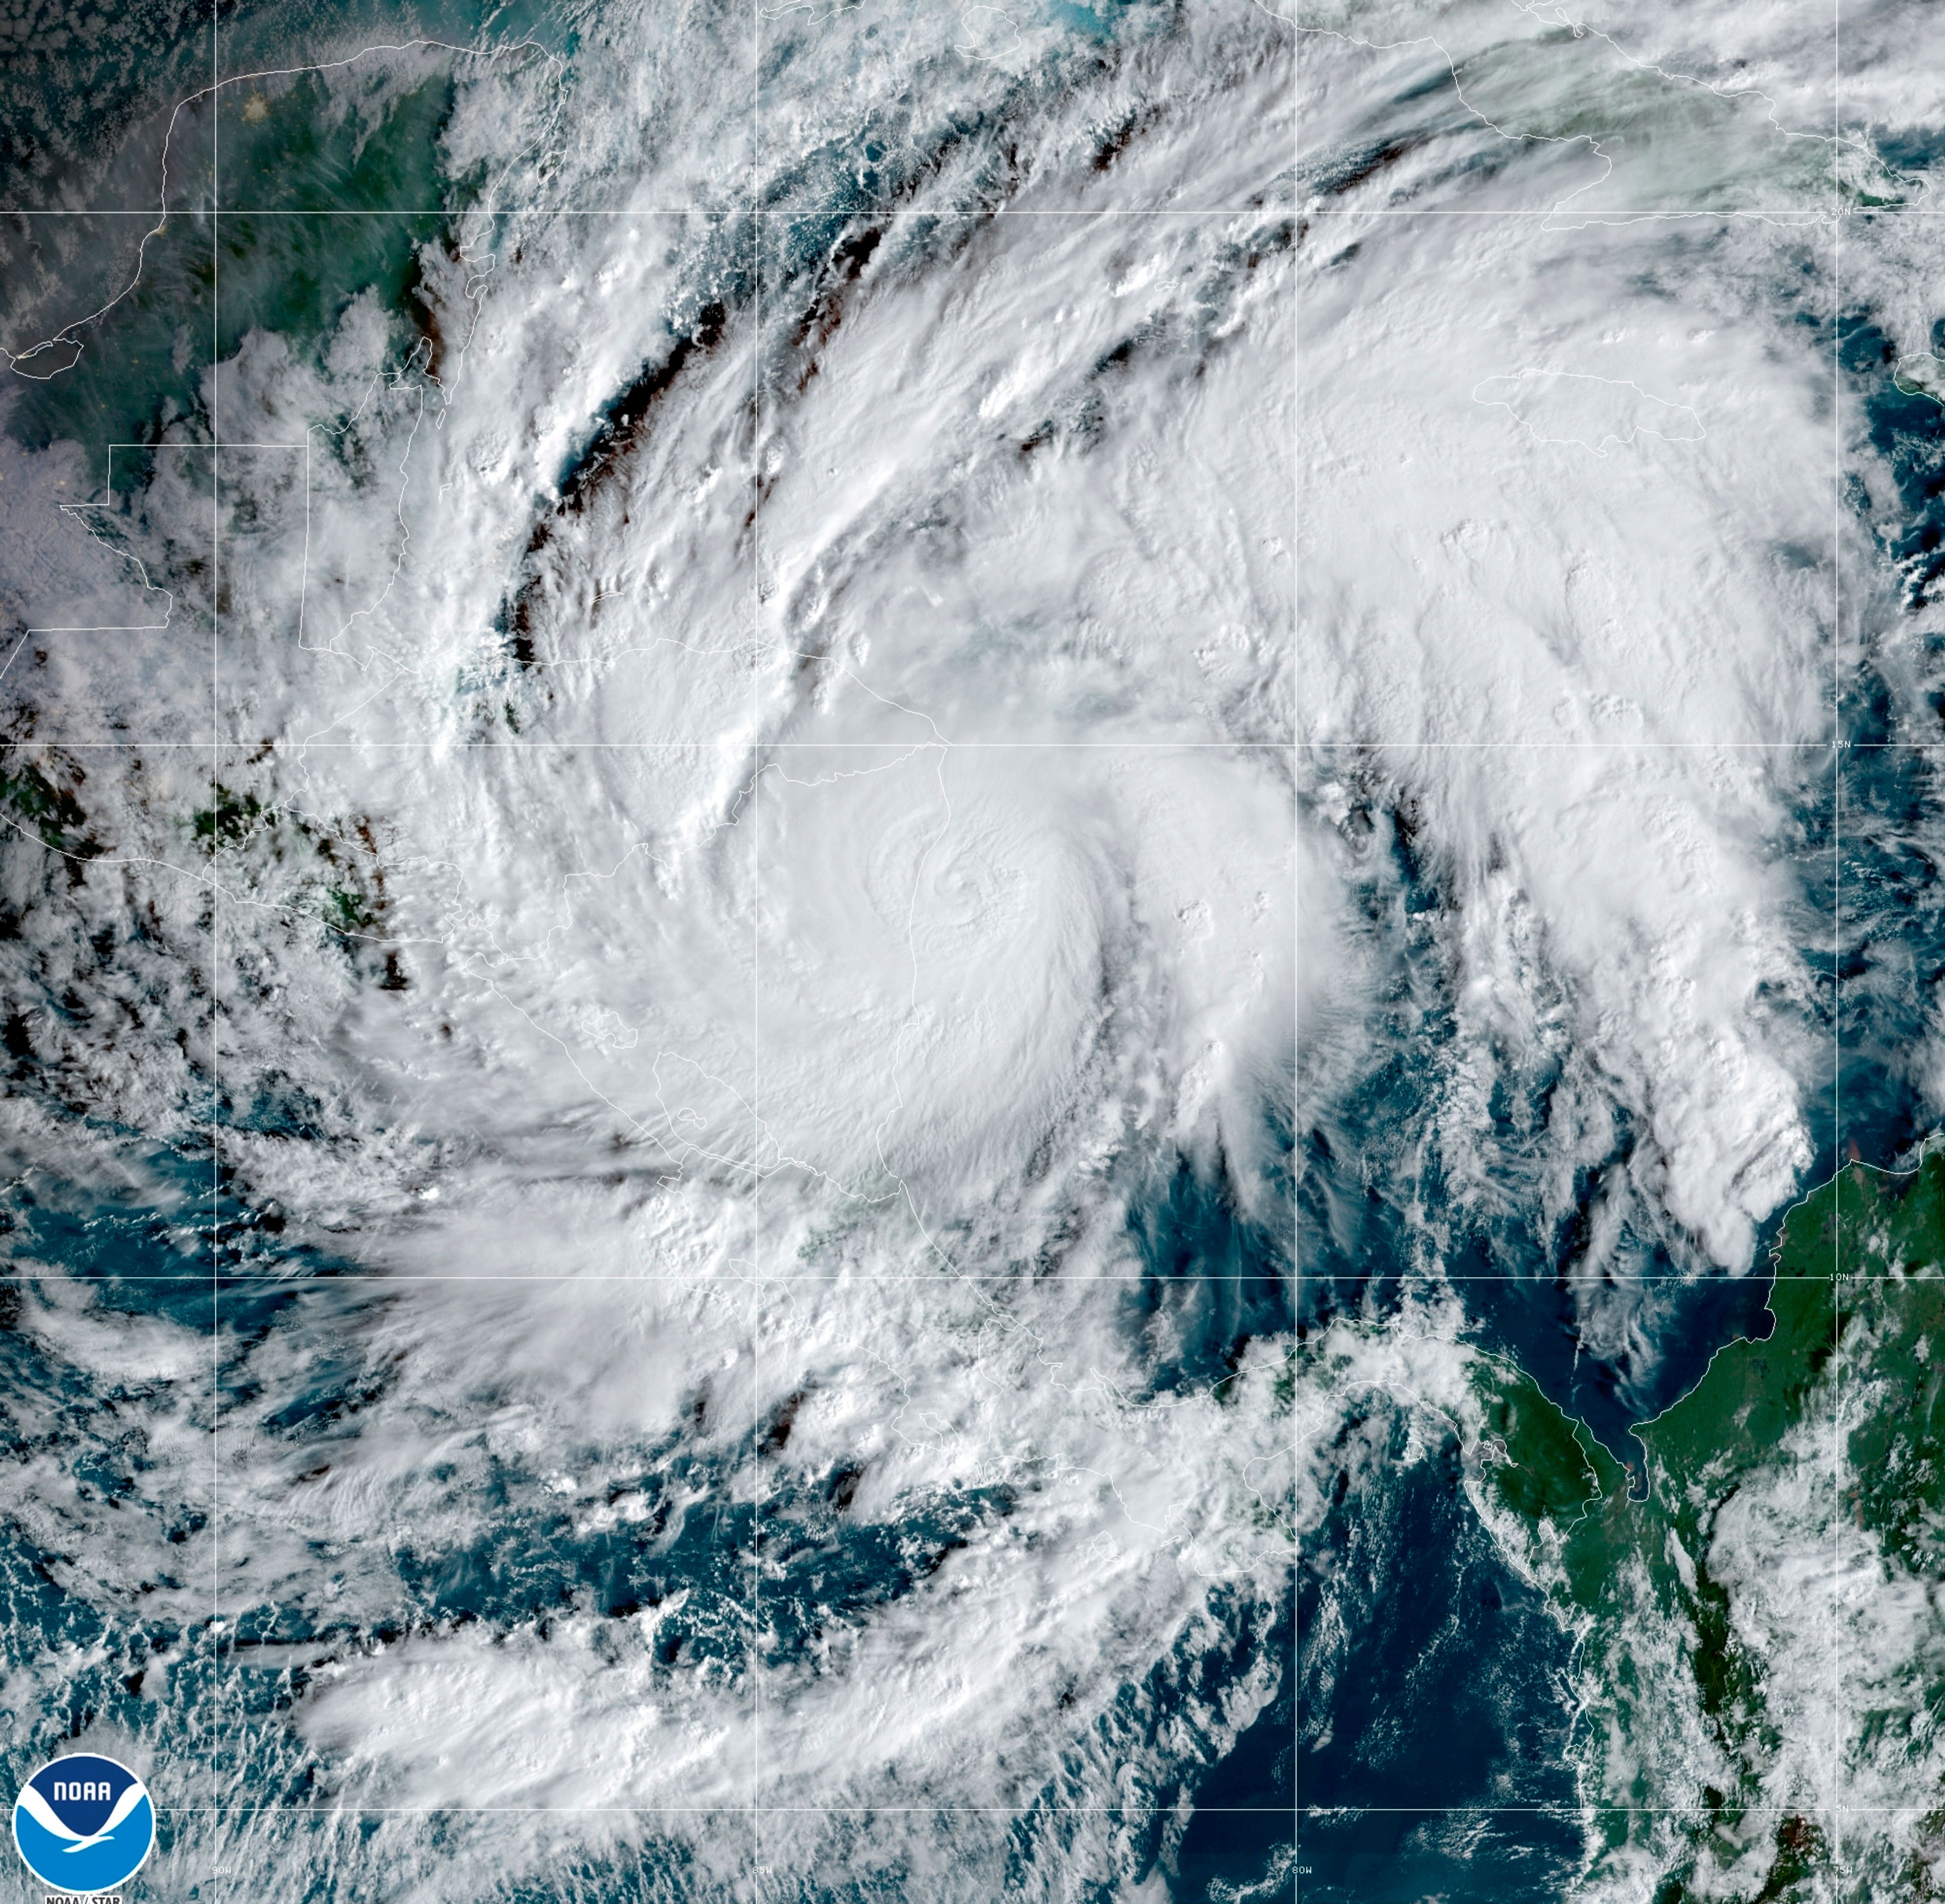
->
11;1753;157;1890
16;1779;147;1850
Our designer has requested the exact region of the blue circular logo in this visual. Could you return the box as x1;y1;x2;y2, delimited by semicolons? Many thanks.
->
12;1753;155;1892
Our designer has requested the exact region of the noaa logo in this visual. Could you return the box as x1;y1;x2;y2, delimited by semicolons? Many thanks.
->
11;1754;154;1893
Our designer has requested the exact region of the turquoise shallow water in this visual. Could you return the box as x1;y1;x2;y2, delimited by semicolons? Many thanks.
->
4;48;479;477
15;1;1938;1899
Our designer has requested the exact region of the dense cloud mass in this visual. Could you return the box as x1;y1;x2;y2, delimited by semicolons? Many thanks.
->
3;0;1945;1896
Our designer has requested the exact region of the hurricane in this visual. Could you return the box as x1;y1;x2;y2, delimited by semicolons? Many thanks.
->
2;0;1942;1898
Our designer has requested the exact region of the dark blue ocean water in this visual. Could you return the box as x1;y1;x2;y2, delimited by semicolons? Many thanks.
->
12;14;1945;1902
1282;305;1945;1899
0;1142;1295;1898
0;7;1305;1887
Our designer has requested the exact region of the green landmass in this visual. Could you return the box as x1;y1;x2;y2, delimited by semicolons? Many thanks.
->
193;780;391;953
1474;1154;1945;1901
9;74;455;483
0;748;97;859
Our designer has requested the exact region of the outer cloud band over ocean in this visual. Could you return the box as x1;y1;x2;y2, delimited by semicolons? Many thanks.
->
0;0;1942;1898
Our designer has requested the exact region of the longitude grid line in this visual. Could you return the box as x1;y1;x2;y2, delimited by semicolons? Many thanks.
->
1290;0;1301;1892
1277;52;1859;1895
1831;0;1844;1871
210;0;223;1882
751;5;764;1880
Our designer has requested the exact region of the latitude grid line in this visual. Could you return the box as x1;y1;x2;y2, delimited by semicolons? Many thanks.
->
131;1800;1945;1823
3;1272;1897;1284
98;1812;1945;1820
100;1801;1945;1816
14;204;1945;220
23;737;1945;750
10;205;1309;217
0;1272;1895;1281
14;739;1901;750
